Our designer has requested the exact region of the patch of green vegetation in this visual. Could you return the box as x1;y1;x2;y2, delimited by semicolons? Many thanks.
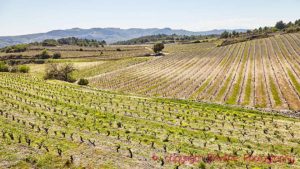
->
287;70;300;94
215;73;233;101
227;42;249;104
190;78;212;99
256;80;267;107
243;73;252;105
269;76;282;106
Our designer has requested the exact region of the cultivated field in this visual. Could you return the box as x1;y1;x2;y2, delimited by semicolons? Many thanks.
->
1;32;300;169
90;33;300;111
0;73;299;168
0;45;150;60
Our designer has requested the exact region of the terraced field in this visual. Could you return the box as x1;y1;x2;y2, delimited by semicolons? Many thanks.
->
0;73;299;168
90;33;300;111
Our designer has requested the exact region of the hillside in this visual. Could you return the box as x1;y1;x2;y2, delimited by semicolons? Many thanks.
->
0;28;246;48
0;32;300;169
89;32;300;111
113;34;218;45
0;25;299;169
0;73;299;168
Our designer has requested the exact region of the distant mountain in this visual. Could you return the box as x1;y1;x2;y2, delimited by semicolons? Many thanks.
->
0;28;247;47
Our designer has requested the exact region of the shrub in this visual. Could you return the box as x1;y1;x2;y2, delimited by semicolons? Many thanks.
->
37;49;51;59
44;63;76;82
2;44;28;53
52;52;61;59
0;62;9;72
78;79;89;86
286;27;300;33
34;59;46;64
18;65;30;73
153;43;164;53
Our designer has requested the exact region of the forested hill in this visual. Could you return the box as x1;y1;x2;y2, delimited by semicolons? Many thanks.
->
0;28;246;47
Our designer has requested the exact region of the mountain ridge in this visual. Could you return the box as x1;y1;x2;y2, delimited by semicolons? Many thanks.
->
0;27;247;47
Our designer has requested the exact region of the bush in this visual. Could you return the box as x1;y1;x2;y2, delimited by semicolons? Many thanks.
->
18;65;30;73
78;79;89;86
37;49;51;59
34;59;46;64
52;52;61;59
0;62;9;72
44;63;76;82
286;27;300;33
153;43;164;53
0;61;29;73
42;39;58;46
2;44;28;53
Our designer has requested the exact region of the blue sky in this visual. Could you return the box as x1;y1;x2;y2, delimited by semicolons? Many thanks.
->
0;0;299;36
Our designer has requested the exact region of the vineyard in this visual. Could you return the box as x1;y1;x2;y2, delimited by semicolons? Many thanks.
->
0;45;150;60
90;33;300;111
27;57;153;79
0;73;299;168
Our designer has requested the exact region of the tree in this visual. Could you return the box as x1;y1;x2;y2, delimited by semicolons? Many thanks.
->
42;39;58;46
275;21;286;30
44;63;76;82
220;31;229;38
153;43;164;53
2;44;28;53
287;21;293;28
295;19;300;26
232;31;239;37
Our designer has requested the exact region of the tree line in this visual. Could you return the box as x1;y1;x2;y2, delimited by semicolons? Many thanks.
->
113;34;217;45
1;37;107;53
32;37;106;47
220;19;300;39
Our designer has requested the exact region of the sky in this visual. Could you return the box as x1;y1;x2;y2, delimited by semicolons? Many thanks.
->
0;0;299;36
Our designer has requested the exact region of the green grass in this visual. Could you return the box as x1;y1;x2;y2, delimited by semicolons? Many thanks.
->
215;73;233;101
242;72;252;105
190;78;212;99
269;76;282;106
226;75;242;104
287;70;300;94
256;79;267;107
